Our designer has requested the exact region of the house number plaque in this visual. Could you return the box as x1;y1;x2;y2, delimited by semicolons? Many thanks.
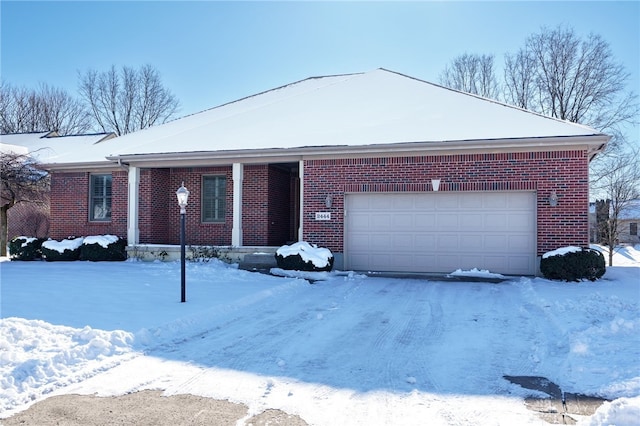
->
315;212;331;221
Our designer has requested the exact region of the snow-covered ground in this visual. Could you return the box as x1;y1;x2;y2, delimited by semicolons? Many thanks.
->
1;245;639;425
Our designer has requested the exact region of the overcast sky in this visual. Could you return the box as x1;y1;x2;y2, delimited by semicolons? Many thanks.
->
2;1;639;135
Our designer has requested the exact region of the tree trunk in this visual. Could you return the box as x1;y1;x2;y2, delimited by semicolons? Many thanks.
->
1;205;8;257
609;248;614;267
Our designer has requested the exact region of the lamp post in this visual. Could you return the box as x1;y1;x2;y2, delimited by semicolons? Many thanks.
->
176;182;190;303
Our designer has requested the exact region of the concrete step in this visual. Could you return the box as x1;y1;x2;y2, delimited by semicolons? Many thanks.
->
238;253;277;271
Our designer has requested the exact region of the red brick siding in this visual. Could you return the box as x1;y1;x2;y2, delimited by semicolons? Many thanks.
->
139;169;171;244
49;170;127;240
243;165;269;245
303;151;589;255
241;165;295;246
166;167;234;246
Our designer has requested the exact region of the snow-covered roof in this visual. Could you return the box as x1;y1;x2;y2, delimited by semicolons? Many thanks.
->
0;132;116;165
620;199;640;220
9;69;609;168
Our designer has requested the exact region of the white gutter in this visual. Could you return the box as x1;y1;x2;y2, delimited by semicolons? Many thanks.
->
105;134;609;168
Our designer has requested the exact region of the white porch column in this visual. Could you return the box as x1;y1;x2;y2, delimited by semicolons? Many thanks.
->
298;160;304;241
231;162;244;246
127;166;140;245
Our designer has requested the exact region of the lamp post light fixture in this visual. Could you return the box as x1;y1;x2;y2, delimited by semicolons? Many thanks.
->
176;182;190;303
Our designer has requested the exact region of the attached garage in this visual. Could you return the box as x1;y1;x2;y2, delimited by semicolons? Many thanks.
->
344;192;537;275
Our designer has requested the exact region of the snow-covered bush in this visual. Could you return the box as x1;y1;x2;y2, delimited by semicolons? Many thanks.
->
80;235;126;261
540;246;606;282
41;237;84;261
8;236;46;261
275;241;334;272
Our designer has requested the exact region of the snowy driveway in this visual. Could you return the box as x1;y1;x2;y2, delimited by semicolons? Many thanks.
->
148;276;528;395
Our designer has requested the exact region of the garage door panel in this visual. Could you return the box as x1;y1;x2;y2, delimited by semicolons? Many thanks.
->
460;235;483;249
508;235;534;250
484;193;509;208
509;213;534;229
414;197;436;210
436;195;459;209
348;213;371;230
485;235;506;250
345;192;535;275
414;235;436;249
485;213;508;229
509;193;534;208
414;214;436;229
392;213;414;229
437;235;459;250
437;214;459;229
393;196;414;209
392;233;413;249
459;213;482;230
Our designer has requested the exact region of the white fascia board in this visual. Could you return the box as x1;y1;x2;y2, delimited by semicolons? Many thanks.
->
107;134;609;168
42;161;122;172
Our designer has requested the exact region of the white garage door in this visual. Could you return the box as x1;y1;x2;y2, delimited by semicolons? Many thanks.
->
345;192;536;275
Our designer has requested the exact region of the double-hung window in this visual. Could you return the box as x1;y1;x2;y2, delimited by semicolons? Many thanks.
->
202;175;226;222
90;174;112;221
631;223;638;236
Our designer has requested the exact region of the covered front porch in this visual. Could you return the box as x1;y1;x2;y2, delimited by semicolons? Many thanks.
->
125;161;302;249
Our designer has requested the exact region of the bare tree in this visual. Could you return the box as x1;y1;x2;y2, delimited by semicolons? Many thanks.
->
0;149;49;256
78;64;180;135
502;25;638;149
0;82;91;135
590;150;640;266
439;53;500;99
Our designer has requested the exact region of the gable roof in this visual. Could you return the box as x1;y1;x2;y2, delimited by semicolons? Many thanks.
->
15;69;609;168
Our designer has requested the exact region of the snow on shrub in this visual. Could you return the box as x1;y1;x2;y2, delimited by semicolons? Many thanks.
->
540;246;606;282
275;241;334;272
41;237;84;261
80;235;126;261
8;236;46;261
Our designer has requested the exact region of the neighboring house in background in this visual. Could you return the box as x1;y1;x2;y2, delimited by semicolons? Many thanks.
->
588;199;640;245
25;69;608;275
618;199;640;245
0;131;116;239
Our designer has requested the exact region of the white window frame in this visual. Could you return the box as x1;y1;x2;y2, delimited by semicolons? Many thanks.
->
89;174;112;222
202;175;226;223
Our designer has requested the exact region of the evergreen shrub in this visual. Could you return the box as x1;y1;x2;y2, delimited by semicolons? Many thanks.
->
9;237;46;261
540;248;606;282
275;242;334;272
275;252;334;271
41;238;83;261
80;236;127;261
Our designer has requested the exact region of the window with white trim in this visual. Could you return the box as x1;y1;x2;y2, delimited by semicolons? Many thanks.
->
631;222;638;236
90;174;112;221
202;175;226;222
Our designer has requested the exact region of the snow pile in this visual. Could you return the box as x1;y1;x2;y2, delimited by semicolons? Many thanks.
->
275;241;332;268
449;268;506;279
543;246;583;258
82;234;119;248
41;237;84;254
579;396;640;426
0;318;134;413
15;237;37;247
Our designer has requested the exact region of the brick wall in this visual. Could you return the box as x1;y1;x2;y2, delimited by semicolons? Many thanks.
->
139;169;171;244
50;170;127;240
303;151;590;255
242;165;269;245
161;166;234;246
